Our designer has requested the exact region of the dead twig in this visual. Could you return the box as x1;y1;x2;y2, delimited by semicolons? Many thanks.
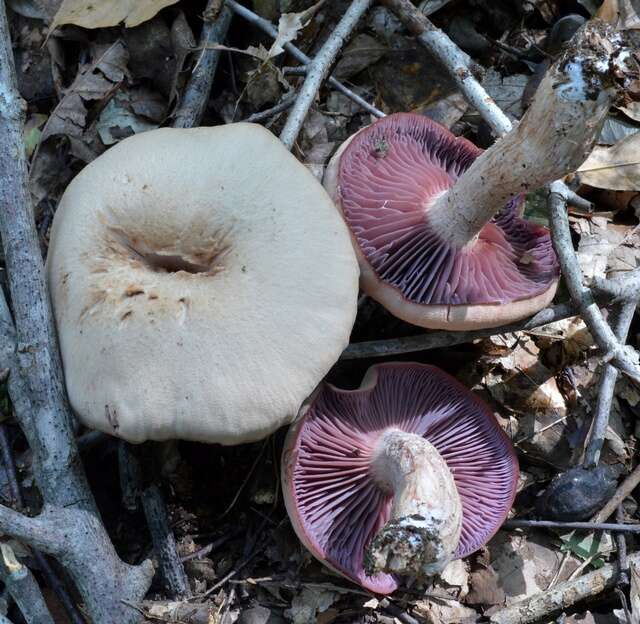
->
583;300;638;467
0;3;154;620
225;0;384;118
244;93;296;123
0;543;54;624
118;443;191;599
173;1;233;128
279;0;373;149
381;0;510;135
592;464;640;524
549;183;640;383
593;267;640;303
489;551;640;624
503;519;640;533
341;303;574;359
0;424;85;624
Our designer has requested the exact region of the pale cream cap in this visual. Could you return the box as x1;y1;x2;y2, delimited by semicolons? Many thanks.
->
47;124;359;444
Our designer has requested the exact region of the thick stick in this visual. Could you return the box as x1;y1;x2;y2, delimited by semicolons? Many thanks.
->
279;0;372;149
173;2;233;129
341;302;574;359
0;4;153;622
0;423;85;624
0;1;91;513
428;21;625;248
489;550;640;624
225;0;383;118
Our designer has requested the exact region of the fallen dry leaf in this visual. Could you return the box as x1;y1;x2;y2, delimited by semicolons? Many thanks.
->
51;0;180;29
578;132;640;191
597;0;640;28
40;40;128;143
270;1;324;57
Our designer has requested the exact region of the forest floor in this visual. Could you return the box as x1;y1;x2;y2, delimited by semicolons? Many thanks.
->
3;0;640;623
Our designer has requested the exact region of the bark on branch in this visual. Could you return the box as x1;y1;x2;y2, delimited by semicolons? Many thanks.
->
0;4;153;622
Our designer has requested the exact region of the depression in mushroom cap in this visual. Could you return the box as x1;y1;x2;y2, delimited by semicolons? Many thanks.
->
282;362;518;594
324;113;560;330
46;123;360;445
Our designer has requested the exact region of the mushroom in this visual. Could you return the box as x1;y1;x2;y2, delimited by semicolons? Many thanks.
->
323;22;636;330
46;123;359;444
323;113;560;330
282;362;518;593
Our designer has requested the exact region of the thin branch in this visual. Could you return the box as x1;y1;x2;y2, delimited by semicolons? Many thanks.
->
548;182;640;383
0;543;54;624
584;300;637;467
243;93;296;123
225;0;384;118
381;0;511;136
118;443;190;599
173;2;233;128
141;485;191;599
592;464;640;524
280;0;373;149
489;550;640;624
503;519;640;533
593;267;640;302
341;302;574;359
616;506;628;585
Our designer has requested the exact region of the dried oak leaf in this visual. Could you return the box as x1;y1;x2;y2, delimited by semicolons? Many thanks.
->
40;40;128;143
51;0;180;29
578;132;640;191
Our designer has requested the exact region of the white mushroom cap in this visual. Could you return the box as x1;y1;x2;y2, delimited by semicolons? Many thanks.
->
46;124;359;444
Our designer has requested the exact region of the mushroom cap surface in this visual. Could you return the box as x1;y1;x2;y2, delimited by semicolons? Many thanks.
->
282;362;518;593
47;124;359;444
323;113;559;330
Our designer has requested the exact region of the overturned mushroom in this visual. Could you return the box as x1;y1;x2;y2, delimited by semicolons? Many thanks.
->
324;20;636;330
282;362;518;593
46;124;359;444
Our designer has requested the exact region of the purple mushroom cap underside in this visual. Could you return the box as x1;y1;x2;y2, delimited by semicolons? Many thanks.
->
285;362;519;594
338;113;559;307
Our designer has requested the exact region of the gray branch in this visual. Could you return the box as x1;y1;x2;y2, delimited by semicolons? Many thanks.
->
141;485;191;599
0;1;91;513
593;267;640;302
490;551;640;624
0;504;154;623
0;3;153;621
279;0;373;150
583;300;637;467
173;2;233;129
225;0;383;118
381;0;511;136
548;182;640;382
0;543;53;624
342;303;574;359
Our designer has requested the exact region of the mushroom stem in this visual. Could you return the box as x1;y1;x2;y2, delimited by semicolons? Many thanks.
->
427;21;635;249
365;428;462;578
